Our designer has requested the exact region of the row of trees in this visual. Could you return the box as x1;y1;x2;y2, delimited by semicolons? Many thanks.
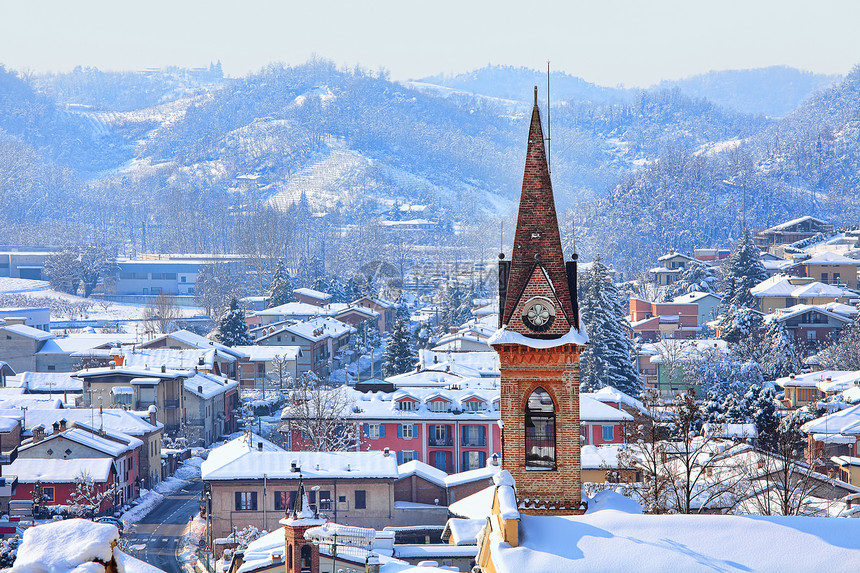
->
611;390;823;516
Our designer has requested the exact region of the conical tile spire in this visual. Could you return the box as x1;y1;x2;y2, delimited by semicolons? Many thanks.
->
501;88;577;335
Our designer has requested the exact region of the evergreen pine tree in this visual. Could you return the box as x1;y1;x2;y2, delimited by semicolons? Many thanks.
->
661;263;718;301
761;319;802;379
717;228;768;339
382;315;415;377
216;297;254;346
579;257;642;396
267;260;295;308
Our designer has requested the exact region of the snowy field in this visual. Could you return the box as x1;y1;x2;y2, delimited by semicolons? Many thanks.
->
0;277;202;324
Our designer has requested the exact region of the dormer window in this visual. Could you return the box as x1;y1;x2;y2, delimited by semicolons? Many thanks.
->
397;400;416;411
464;400;486;412
429;400;449;413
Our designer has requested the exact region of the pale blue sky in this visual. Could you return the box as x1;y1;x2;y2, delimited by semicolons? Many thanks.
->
2;0;859;86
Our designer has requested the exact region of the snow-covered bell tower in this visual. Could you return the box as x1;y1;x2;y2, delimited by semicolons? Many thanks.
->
488;87;589;515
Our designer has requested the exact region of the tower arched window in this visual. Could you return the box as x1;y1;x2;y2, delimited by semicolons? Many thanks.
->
300;545;312;572
525;387;556;470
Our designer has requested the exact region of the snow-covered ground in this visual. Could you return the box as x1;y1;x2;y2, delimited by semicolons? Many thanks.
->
120;476;192;526
0;277;202;326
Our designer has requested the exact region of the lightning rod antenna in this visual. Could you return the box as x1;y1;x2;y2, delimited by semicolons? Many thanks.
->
547;61;551;174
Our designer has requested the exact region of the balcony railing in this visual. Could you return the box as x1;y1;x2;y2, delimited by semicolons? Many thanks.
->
428;437;453;447
164;399;180;409
462;439;487;448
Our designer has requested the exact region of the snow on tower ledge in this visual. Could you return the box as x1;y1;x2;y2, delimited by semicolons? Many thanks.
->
487;325;588;349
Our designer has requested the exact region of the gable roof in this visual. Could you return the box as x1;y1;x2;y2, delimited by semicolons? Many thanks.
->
202;449;398;481
139;329;247;360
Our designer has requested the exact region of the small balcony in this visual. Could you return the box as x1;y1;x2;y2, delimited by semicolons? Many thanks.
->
428;437;453;447
461;439;487;448
164;399;180;409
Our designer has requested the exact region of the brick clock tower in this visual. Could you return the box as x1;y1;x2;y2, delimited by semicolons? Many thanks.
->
489;87;588;515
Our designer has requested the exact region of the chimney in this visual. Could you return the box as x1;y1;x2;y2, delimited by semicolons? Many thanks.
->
59;418;67;432
113;354;125;367
52;421;61;435
258;441;263;451
198;385;203;394
383;447;390;457
148;405;158;426
32;424;45;443
161;365;166;373
365;553;380;573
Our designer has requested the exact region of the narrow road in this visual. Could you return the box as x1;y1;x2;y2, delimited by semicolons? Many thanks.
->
126;480;204;573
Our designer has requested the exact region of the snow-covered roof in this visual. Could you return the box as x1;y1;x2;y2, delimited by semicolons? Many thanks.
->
253;301;335;318
487;505;860;572
585;386;648;415
271;316;355;343
35;334;134;355
21;372;83;393
236;527;288;573
581;444;628;469
420;350;500;374
657;251;697;262
13;518;164;573
671;291;722;304
442;518;485;546
445;463;500;487
397;460;448;487
823;302;859;317
201;432;284;475
790;281;853;299
801;251;860;266
580;395;633;422
385;369;466;388
184;371;239;400
21;422;143;457
775;370;850;389
203;449;398;481
140;329;247;359
448;485;494;519
803;404;860;436
293;287;333;301
1;407;161;435
1;324;53;341
231;345;303;362
74;365;188;380
0;396;64;410
751;275;810;298
343;387;500;422
6;457;113;483
772;304;854;324
764;215;830;232
123;348;219;371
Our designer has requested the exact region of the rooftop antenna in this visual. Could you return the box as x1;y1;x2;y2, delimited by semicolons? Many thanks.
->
572;218;577;255
546;60;551;174
499;220;504;255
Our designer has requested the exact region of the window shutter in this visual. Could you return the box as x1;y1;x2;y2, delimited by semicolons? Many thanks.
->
479;451;486;467
235;492;241;510
413;424;418;436
380;424;386;438
461;427;467;446
397;425;402;439
397;451;403;464
479;425;486;443
251;491;258;510
447;425;453;441
363;424;369;438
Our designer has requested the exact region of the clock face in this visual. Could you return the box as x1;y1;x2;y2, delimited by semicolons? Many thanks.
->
522;297;555;332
